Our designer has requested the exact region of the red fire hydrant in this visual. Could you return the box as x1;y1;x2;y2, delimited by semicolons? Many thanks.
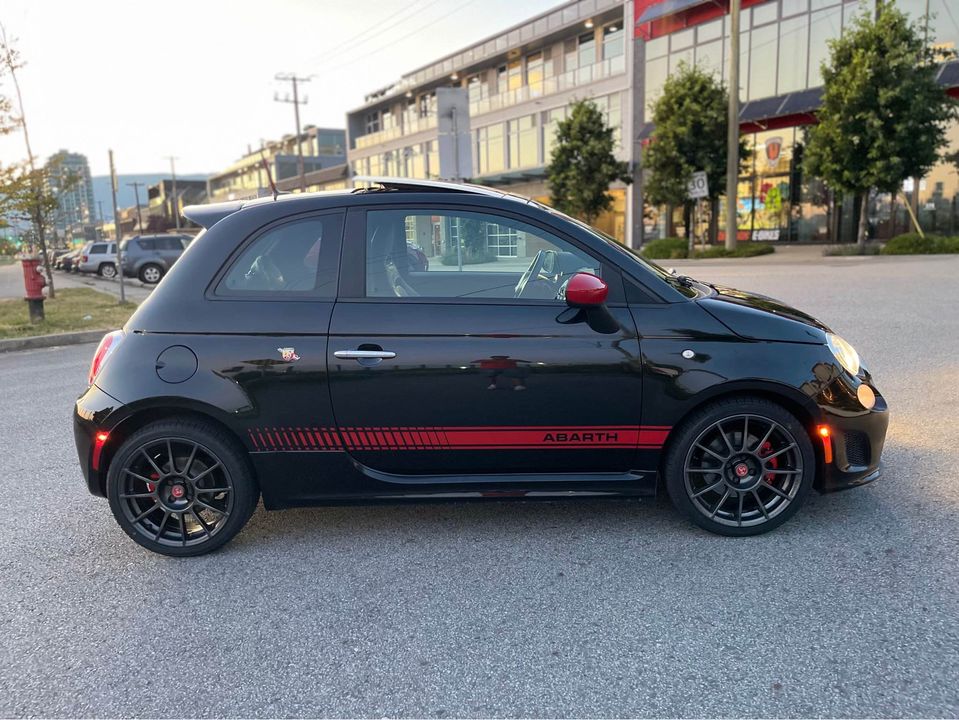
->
20;257;47;323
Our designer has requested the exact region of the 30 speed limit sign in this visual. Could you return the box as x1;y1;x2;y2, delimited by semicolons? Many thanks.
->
687;171;709;199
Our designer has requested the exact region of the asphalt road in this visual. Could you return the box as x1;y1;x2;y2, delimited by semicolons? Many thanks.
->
0;254;957;718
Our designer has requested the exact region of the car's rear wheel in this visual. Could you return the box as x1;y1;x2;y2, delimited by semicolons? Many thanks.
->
664;397;814;536
139;263;163;284
106;419;259;556
98;262;117;279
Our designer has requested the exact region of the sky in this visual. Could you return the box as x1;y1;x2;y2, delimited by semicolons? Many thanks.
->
0;0;562;177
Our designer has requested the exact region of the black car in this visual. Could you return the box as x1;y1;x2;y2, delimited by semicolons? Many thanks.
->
73;178;889;556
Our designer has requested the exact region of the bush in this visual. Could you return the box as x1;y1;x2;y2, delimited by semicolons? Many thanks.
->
880;232;959;255
823;244;881;256
693;243;775;259
440;250;498;266
640;237;688;259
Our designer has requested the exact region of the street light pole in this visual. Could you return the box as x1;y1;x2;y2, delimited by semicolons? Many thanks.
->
166;155;180;230
725;0;741;251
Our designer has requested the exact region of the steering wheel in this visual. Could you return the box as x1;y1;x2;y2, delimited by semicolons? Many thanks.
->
245;255;284;290
514;250;546;299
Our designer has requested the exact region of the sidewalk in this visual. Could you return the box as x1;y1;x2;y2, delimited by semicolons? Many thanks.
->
0;262;153;303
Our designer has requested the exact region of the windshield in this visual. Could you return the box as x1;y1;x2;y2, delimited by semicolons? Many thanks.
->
525;199;698;296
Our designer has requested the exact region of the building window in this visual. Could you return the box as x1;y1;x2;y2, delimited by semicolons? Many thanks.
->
808;5;843;86
748;23;778;99
485;222;520;257
467;73;489;103
527;52;544;96
365;112;380;134
476;123;506;175
508;115;538;169
752;1;778;26
602;23;624;59
778;15;809;93
577;31;596;75
543;107;567;162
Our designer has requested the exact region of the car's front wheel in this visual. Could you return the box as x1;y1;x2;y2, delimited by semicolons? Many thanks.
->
664;397;814;536
139;263;163;284
106;419;259;556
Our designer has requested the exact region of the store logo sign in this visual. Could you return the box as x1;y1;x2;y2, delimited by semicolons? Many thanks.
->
765;136;783;169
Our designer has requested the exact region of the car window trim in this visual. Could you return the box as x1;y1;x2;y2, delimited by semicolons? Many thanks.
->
205;208;346;302
340;203;626;307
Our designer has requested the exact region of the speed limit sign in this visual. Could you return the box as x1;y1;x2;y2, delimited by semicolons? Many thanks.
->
687;171;709;200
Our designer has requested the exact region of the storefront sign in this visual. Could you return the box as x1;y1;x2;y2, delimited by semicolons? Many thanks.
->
752;229;781;241
765;137;783;170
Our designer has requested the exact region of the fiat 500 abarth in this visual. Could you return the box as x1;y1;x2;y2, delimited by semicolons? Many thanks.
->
73;178;889;556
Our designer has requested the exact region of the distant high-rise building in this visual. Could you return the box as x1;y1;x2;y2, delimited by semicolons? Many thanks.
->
46;150;96;236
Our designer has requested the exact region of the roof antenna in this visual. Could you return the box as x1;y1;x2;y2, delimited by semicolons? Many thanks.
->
259;149;279;200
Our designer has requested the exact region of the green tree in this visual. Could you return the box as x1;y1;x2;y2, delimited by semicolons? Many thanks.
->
546;99;631;225
804;6;957;249
0;23;60;295
642;61;748;249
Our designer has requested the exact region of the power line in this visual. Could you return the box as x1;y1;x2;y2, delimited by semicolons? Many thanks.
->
302;0;441;67
319;0;482;75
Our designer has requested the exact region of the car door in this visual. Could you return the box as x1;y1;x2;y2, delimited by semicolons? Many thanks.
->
327;204;645;478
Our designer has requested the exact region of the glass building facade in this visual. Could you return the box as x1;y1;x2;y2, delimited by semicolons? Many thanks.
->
636;0;959;243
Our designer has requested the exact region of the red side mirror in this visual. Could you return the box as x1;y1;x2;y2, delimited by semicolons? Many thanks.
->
565;272;608;307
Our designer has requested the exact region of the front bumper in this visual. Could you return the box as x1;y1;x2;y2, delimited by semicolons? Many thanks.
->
817;384;889;493
73;383;124;497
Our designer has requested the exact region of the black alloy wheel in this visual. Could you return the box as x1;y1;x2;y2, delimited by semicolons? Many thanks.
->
664;397;814;536
106;420;258;556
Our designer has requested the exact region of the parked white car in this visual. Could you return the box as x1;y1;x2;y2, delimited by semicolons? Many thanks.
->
77;241;118;278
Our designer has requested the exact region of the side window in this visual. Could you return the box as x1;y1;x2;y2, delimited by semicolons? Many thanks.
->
217;214;341;296
157;237;181;250
365;209;599;300
137;238;156;251
90;244;106;254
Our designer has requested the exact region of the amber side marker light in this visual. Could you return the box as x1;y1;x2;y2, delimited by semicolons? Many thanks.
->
93;431;109;472
817;425;833;464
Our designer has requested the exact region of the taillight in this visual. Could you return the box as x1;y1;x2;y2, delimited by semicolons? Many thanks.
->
82;255;88;262
88;330;124;386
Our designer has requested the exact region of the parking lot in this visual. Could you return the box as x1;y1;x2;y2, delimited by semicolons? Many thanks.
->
0;253;956;717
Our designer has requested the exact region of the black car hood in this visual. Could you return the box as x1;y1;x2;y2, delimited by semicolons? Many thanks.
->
697;285;830;344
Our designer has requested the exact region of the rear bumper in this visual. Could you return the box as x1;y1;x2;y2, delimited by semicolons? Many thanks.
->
817;390;890;493
73;383;124;497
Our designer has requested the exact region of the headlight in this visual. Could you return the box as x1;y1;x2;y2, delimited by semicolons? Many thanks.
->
826;333;861;376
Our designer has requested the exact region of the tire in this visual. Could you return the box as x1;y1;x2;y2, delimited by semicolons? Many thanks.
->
139;263;163;284
106;419;259;557
98;263;117;279
663;397;814;536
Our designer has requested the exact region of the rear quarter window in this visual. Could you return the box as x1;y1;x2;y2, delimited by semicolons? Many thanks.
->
215;213;343;298
137;238;156;251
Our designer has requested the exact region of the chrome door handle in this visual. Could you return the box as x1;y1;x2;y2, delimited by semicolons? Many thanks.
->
334;350;397;360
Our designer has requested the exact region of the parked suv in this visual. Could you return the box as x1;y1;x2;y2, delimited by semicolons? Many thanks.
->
120;234;192;284
77;241;118;277
74;177;888;556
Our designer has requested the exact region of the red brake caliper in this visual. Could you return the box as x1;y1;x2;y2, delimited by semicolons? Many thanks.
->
147;472;159;493
760;441;779;484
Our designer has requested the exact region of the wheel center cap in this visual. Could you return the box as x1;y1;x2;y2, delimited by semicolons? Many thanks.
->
734;463;750;478
171;484;186;499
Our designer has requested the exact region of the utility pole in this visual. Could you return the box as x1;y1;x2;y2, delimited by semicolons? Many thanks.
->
725;0;741;251
274;73;311;192
109;150;126;304
165;155;180;230
127;181;144;234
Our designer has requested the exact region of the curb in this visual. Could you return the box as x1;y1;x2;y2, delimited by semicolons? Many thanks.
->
0;329;105;354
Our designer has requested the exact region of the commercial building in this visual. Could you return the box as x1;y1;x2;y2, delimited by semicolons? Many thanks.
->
146;179;208;231
348;0;959;247
46;149;96;239
207;127;347;202
346;0;632;246
633;0;959;244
